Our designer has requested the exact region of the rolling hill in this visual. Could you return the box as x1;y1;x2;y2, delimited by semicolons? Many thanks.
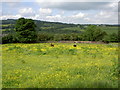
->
0;19;118;36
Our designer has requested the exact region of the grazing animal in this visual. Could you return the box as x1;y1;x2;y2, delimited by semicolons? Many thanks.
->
73;44;77;47
73;41;77;47
105;41;109;44
50;43;54;47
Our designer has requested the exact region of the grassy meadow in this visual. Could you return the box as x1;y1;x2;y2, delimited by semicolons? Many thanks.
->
2;43;118;88
99;26;118;34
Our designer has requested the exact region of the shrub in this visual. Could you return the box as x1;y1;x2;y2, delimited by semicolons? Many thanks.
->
102;33;119;43
2;34;19;44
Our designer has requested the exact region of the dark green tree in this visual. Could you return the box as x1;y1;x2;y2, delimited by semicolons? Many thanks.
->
83;25;107;41
103;33;118;42
109;33;118;42
15;18;37;43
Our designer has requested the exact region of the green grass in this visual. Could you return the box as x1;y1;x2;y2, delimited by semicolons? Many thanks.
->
39;26;82;34
60;27;83;31
99;26;118;34
0;24;14;27
2;29;8;32
1;23;118;35
2;43;118;88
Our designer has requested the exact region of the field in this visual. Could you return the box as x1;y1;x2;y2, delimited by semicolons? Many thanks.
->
99;26;118;34
1;19;118;35
2;43;118;88
1;24;118;35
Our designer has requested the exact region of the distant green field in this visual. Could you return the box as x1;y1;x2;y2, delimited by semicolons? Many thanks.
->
0;24;14;27
58;26;118;34
99;26;118;34
2;29;7;32
59;27;84;32
2;43;118;88
1;23;118;35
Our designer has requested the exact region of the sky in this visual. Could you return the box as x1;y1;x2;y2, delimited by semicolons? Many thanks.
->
0;0;119;24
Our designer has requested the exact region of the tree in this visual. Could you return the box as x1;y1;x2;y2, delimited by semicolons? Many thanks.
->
15;18;37;43
83;25;107;41
103;33;118;42
37;33;54;41
109;33;118;42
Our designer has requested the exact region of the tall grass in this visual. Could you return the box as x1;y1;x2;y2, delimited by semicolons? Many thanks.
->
2;43;118;88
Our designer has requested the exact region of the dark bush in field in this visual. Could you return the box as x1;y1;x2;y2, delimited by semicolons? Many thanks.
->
2;34;19;44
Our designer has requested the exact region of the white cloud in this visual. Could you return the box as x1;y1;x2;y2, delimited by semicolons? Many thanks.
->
109;2;118;8
35;0;119;2
95;11;116;19
89;11;118;24
46;15;62;22
1;1;118;24
44;10;118;24
35;1;118;11
1;0;22;2
109;2;118;12
46;15;61;19
71;12;85;18
45;12;87;24
39;8;52;15
0;14;22;20
19;8;35;17
29;14;43;20
84;17;90;21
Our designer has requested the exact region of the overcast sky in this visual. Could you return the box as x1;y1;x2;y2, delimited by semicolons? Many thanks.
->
0;0;119;24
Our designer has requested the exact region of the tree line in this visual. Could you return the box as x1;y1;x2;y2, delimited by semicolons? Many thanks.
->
2;18;119;44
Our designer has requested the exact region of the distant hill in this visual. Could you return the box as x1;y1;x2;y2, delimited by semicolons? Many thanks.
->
1;19;83;35
0;19;118;35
